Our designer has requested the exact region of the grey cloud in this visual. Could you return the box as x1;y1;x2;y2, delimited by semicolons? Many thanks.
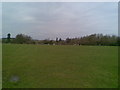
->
2;2;118;39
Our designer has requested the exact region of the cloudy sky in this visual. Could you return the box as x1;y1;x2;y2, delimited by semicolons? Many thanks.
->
2;2;118;40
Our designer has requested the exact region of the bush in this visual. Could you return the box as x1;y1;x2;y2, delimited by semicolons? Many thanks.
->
13;34;32;44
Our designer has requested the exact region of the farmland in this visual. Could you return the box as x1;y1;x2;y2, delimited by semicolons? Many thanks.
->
2;44;118;88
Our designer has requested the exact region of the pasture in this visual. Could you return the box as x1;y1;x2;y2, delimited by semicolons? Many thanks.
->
2;44;118;88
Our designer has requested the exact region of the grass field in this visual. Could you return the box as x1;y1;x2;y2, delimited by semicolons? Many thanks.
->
2;44;118;88
0;43;2;89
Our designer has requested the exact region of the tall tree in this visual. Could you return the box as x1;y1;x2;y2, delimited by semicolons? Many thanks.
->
14;34;32;44
56;37;58;42
7;33;11;43
59;38;62;42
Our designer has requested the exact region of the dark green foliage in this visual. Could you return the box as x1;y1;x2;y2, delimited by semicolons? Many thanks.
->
2;33;120;46
68;34;119;46
59;38;62;42
7;33;11;39
56;37;58;42
13;34;32;44
66;38;71;44
42;39;54;45
7;33;11;43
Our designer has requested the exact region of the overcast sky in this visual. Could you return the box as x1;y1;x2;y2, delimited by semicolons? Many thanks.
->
2;2;118;40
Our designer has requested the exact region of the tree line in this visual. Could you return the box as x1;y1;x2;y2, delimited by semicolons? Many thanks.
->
2;33;120;46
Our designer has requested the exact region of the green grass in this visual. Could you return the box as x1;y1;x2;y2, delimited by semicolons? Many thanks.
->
0;43;2;89
2;44;118;88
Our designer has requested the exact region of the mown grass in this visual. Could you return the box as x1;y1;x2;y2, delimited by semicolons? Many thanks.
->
0;43;2;89
2;44;118;88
